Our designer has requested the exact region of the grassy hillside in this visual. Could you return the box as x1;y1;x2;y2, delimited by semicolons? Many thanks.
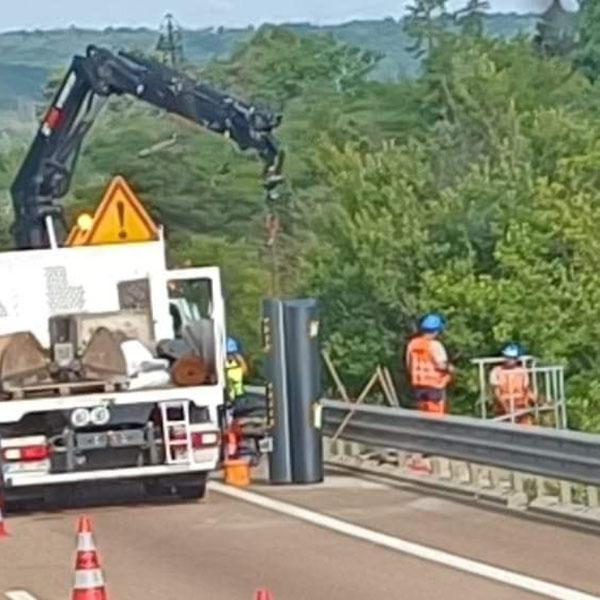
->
0;14;540;111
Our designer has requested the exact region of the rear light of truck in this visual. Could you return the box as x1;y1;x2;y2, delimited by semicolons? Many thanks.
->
2;444;51;462
167;428;218;448
191;432;219;448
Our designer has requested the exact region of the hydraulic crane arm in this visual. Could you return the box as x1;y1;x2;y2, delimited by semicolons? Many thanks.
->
10;45;284;250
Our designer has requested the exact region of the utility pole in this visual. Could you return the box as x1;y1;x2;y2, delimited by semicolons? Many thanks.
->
156;13;184;67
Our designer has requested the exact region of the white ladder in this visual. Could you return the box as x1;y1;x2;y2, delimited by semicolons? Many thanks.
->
160;401;193;465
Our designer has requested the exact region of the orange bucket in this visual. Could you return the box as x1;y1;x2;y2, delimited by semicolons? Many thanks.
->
224;459;250;487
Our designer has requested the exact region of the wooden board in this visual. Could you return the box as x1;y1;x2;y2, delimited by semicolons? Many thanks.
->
2;378;127;400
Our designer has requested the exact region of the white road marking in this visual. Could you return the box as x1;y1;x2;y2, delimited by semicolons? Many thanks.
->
6;592;39;600
210;482;600;600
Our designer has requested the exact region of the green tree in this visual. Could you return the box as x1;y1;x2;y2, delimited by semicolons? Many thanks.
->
422;35;590;181
0;142;27;249
299;139;437;392
204;26;381;106
296;31;600;428
454;0;490;37
533;0;577;58
574;0;600;80
404;0;450;58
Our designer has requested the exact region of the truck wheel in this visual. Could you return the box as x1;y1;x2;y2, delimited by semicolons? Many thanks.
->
143;478;166;498
176;475;207;501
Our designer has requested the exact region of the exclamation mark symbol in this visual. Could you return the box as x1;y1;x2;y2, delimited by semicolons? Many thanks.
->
117;200;127;239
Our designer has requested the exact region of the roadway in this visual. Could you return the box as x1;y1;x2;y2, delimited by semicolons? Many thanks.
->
1;470;599;600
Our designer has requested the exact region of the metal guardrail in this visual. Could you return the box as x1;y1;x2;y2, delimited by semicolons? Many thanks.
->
321;400;600;486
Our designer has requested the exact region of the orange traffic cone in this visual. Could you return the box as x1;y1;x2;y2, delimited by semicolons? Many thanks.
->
72;516;107;600
254;588;274;600
0;505;8;538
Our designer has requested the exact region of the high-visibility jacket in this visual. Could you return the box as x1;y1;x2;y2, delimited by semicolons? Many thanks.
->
406;335;450;390
226;359;245;401
491;366;530;410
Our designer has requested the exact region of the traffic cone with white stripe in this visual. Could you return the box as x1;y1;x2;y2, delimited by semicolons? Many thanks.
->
254;588;274;600
72;516;107;600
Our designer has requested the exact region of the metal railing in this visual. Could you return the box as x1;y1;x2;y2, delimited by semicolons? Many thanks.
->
321;400;600;486
472;356;567;429
239;389;600;522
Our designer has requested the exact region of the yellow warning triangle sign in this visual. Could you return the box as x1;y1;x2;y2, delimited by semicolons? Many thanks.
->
66;224;86;247
71;176;159;246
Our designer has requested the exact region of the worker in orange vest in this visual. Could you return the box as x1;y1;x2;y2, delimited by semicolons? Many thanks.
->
405;313;455;414
489;343;536;425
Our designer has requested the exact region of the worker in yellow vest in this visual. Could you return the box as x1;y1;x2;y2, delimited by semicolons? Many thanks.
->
222;336;249;460
225;337;248;419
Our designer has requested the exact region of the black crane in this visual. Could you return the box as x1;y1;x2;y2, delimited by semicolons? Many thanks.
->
10;45;284;250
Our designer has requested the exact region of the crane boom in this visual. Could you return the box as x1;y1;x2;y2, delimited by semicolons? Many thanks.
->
10;45;283;250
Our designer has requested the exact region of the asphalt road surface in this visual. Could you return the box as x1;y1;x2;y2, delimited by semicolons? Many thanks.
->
1;471;599;600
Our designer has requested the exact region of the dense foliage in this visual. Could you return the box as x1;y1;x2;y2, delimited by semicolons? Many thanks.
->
2;4;600;430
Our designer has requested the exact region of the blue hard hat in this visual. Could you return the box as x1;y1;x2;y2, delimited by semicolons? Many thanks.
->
226;337;240;354
419;313;445;333
501;343;521;359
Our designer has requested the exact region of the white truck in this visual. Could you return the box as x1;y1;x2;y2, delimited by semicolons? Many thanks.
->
1;45;283;503
0;236;227;501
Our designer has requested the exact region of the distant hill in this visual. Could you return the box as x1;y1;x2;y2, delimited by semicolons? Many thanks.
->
0;14;540;113
0;63;48;110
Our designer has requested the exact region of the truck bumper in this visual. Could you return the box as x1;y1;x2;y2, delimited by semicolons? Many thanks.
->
4;460;216;488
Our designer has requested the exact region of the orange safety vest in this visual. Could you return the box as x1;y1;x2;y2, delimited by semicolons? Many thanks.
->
406;335;450;390
492;367;530;411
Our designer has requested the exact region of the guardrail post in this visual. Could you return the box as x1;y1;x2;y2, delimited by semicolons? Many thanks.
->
322;437;333;461
560;480;572;506
350;442;361;457
435;457;452;480
587;486;599;509
456;462;472;485
429;457;442;478
535;476;546;500
472;465;483;492
508;472;529;509
488;467;503;490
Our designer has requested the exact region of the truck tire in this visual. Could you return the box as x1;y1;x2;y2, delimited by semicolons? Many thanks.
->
143;478;166;498
176;474;207;501
143;473;208;500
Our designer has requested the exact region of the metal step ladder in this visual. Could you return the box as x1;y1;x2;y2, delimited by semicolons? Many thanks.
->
160;400;193;465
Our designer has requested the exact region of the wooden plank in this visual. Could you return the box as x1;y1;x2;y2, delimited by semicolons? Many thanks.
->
3;378;125;399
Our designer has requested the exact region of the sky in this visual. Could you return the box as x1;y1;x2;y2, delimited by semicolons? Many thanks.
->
1;0;576;32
